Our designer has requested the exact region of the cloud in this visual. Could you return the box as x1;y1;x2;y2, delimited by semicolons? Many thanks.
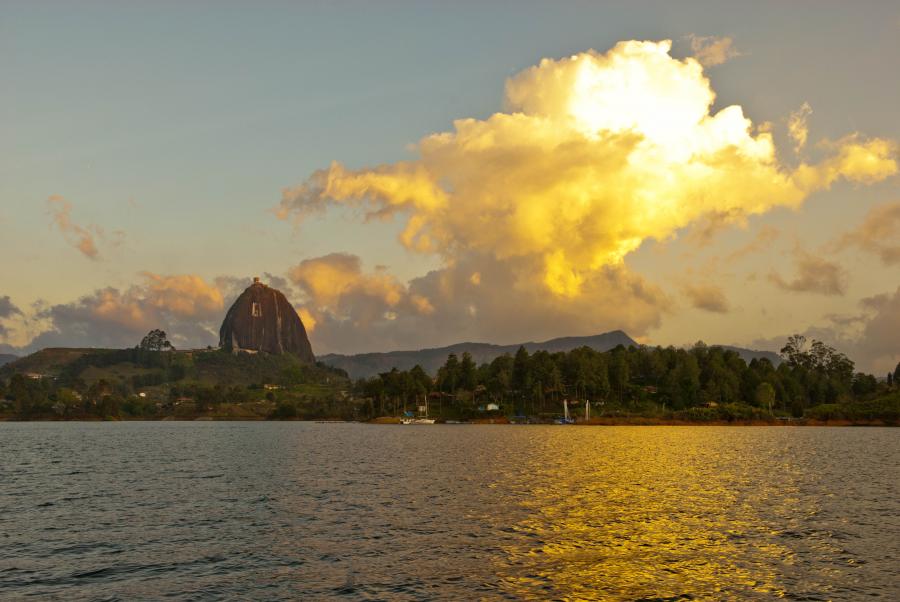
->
788;102;812;153
290;253;407;310
768;250;848;295
857;287;900;372
683;283;730;313
0;295;23;340
270;39;897;352
23;273;225;351
837;200;900;265
406;255;669;348
688;35;741;67
0;296;22;320
289;252;669;354
279;40;895;302
750;286;900;373
139;273;224;318
726;225;780;262
47;195;103;260
288;253;437;346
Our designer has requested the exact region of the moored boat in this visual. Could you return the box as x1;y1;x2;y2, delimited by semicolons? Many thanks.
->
554;399;575;424
400;395;436;424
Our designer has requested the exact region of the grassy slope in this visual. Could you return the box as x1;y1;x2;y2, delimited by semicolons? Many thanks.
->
2;348;99;377
2;347;348;392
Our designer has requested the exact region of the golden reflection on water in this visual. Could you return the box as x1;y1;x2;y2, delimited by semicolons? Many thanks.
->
491;427;818;600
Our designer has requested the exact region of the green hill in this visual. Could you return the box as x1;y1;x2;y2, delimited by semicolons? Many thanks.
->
0;347;351;421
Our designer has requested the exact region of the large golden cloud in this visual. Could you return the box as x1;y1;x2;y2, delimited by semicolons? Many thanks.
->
279;40;896;300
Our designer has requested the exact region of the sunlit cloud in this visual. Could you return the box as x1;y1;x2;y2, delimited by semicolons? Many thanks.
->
788;102;813;153
288;253;435;339
296;307;317;333
18;272;226;352
687;34;741;67
288;252;669;354
279;39;896;303
289;253;406;309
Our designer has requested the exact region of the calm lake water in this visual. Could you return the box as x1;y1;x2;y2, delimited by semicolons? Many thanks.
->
0;423;897;601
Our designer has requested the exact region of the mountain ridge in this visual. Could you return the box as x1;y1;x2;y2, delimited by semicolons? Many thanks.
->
320;332;783;379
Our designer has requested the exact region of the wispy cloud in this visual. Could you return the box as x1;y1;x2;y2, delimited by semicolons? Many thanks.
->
683;283;730;313
727;225;780;262
788;102;813;153
750;285;900;373
768;250;848;296
687;34;741;67
47;195;102;260
836;200;900;265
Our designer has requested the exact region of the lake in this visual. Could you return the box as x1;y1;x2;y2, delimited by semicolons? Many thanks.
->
1;423;897;600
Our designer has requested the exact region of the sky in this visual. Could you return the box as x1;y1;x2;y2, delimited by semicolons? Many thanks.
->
1;1;899;373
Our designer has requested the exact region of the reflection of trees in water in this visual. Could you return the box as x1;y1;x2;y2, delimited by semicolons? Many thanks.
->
491;428;825;600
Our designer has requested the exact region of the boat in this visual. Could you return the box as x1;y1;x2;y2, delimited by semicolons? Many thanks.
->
400;395;436;424
400;417;436;424
554;399;575;425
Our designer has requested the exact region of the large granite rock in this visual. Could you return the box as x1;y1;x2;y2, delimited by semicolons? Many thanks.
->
219;278;315;362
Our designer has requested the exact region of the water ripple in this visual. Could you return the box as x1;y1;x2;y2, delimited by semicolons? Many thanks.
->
0;423;897;600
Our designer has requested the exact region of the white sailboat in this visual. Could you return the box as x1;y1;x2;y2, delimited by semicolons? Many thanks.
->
554;398;575;424
400;395;436;424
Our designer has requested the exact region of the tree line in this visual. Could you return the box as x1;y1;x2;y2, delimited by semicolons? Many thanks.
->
1;332;897;422
353;336;900;422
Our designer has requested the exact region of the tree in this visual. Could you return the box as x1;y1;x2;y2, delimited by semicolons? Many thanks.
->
609;349;629;404
485;354;513;405
511;347;531;393
781;335;810;369
755;382;775;414
8;374;34;415
851;373;878;397
459;352;477;391
56;388;81;416
409;365;432;396
139;329;174;352
437;354;460;394
894;362;900;386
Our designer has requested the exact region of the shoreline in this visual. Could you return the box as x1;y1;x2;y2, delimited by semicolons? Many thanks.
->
1;416;895;426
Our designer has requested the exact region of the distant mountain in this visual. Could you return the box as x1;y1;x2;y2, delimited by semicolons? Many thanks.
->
319;331;638;379
320;332;784;379
717;346;782;367
0;353;18;367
